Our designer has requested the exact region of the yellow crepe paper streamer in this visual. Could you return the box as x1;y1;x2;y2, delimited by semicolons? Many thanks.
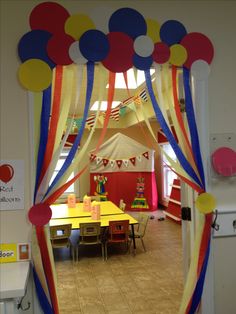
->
65;14;95;40
179;213;205;313
146;18;161;43
169;44;187;66
44;64;106;201
31;228;52;305
18;59;52;92
35;65;83;203
161;65;202;183
195;192;216;214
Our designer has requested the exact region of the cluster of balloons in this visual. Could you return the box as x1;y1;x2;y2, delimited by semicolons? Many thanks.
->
18;1;214;91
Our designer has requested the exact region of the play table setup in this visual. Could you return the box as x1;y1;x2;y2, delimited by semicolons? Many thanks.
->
50;198;138;252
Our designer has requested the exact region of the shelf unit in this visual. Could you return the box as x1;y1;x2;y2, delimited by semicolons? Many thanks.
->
163;178;181;223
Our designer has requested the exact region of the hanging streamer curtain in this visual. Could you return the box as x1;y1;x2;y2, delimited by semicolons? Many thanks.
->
29;64;116;314
144;66;212;314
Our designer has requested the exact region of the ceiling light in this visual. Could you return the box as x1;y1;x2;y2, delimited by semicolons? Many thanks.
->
90;101;121;111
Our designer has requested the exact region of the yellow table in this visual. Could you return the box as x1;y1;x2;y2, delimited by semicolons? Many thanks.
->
50;213;138;251
50;201;123;219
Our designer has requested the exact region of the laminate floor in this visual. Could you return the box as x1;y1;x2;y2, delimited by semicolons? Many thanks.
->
53;210;184;314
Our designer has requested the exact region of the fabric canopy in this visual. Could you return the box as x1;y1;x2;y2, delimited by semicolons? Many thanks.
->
90;132;155;173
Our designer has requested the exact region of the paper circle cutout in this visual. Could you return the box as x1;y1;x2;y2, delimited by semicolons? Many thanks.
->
181;32;214;69
79;30;109;62
133;54;153;70
0;164;14;183
18;30;55;69
65;14;95;40
169;44;187;66
18;59;52;92
191;60;210;80
195;193;216;214
69;41;88;64
28;203;52;226
102;32;134;73
211;147;236;177
109;8;147;39
47;33;74;65
152;42;170;64
134;35;154;57
146;18;161;43
29;1;70;34
160;20;187;46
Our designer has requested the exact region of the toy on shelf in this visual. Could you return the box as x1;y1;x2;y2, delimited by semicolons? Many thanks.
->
94;174;108;201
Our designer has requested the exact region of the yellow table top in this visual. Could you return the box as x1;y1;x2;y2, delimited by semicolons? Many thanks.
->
50;213;138;229
50;201;123;219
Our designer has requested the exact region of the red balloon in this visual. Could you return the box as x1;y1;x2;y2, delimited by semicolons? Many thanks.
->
102;32;134;72
30;2;70;35
47;33;74;65
181;32;214;69
152;42;170;64
28;203;52;226
0;164;14;183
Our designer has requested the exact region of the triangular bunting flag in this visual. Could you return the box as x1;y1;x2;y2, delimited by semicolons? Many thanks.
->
110;160;115;168
128;102;136;111
96;157;102;164
129;157;136;166
102;159;109;167
139;88;148;102
142;151;149;160
123;159;129;167
116;160;123;168
119;106;126;116
90;154;96;162
137;155;142;162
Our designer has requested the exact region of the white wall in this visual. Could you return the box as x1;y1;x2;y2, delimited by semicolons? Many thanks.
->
1;1;236;313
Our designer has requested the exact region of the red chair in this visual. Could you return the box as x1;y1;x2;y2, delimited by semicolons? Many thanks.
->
105;220;130;260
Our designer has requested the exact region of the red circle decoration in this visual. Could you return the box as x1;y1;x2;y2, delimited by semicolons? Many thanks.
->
181;32;214;69
28;203;52;226
152;42;170;64
47;34;75;65
29;1;70;35
211;147;236;177
102;32;134;72
0;164;14;183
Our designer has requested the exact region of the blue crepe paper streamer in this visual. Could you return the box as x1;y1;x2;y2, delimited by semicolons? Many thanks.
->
145;70;203;188
188;240;211;314
44;62;94;197
34;86;51;203
183;67;206;190
33;266;54;314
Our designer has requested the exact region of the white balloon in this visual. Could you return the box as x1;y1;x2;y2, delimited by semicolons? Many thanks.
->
134;35;154;57
191;60;210;81
69;41;87;64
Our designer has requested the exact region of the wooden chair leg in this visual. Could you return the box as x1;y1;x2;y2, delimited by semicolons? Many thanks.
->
141;238;146;252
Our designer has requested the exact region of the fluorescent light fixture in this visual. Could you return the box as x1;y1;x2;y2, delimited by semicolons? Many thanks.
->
90;101;121;111
106;69;155;89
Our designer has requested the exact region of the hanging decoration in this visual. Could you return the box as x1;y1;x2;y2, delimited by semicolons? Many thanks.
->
90;151;149;169
17;2;216;314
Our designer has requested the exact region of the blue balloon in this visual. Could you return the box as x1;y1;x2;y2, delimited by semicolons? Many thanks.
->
133;54;153;70
79;30;109;62
109;8;147;39
18;30;55;68
160;20;187;46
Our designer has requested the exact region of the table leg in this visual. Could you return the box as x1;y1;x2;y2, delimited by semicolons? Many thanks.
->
131;224;136;255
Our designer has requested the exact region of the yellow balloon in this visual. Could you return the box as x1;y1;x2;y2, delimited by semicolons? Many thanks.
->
146;18;161;43
195;193;216;214
65;14;95;40
169;44;187;66
18;59;52;92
